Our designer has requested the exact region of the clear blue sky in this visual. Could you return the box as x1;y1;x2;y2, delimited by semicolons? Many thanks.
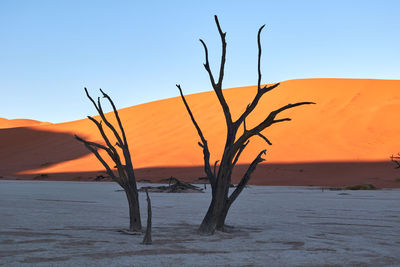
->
1;0;399;123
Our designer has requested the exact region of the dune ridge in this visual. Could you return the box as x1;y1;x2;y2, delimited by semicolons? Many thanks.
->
1;78;399;186
0;118;51;129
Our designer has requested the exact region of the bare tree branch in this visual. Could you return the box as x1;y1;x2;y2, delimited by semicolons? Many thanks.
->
87;117;120;157
200;39;217;87
214;15;227;87
84;87;101;113
177;84;215;187
232;101;314;158
228;149;266;204
100;88;129;147
257;25;266;91
85;106;130;184
74;135;121;187
75;134;110;152
253;102;315;133
273;118;292;124
85;87;126;164
234;82;280;130
200;16;233;127
261;82;281;93
256;132;272;145
84;117;130;185
97;97;124;147
177;85;207;147
98;89;137;185
233;23;280;131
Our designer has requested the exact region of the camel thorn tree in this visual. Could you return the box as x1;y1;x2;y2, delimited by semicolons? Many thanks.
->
177;15;315;235
75;88;142;232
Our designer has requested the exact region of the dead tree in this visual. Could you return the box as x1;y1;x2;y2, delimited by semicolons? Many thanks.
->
75;88;142;232
142;189;152;245
391;153;400;169
177;15;315;235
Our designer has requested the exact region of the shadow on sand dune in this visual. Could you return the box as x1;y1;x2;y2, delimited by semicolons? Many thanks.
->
0;127;90;178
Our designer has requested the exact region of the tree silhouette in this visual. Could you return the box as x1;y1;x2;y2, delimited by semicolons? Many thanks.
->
75;88;142;232
177;15;315;235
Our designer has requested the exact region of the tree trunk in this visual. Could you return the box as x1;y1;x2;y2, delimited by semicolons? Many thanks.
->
198;196;232;234
125;187;142;232
216;203;231;230
198;198;217;234
198;178;230;235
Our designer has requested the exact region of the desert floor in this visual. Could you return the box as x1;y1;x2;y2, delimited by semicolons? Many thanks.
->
1;180;400;266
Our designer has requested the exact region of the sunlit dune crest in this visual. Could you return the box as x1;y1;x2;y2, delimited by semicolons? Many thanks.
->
0;118;51;129
1;78;399;186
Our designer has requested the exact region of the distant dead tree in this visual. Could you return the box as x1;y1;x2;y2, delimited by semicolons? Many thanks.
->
391;153;400;169
75;88;142;232
177;15;315;235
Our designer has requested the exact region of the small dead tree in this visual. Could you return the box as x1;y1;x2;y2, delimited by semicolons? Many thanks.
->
75;88;142;232
391;153;400;169
177;15;315;235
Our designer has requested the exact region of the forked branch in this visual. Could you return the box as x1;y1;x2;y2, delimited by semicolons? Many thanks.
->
76;89;135;186
97;98;125;148
200;15;233;127
199;39;217;87
233;23;281;131
84;87;125;149
100;89;129;147
233;101;314;157
254;102;315;133
86;116;121;160
96;93;135;181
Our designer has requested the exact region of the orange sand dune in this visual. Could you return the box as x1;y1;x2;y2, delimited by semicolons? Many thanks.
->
1;78;399;187
0;118;51;129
